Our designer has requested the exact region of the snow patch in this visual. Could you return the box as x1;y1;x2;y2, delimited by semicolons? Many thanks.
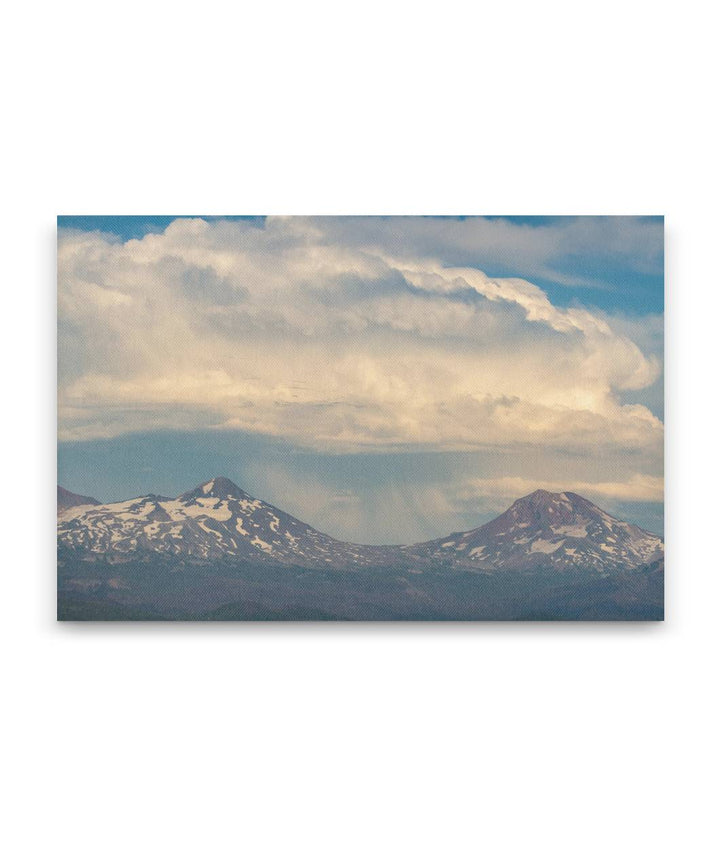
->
161;499;232;522
530;539;564;554
251;536;273;554
198;520;223;539
57;503;97;522
238;498;262;512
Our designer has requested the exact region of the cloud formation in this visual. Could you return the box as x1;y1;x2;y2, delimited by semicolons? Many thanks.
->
58;217;662;466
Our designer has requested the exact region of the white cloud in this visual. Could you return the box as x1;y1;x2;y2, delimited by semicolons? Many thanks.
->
58;217;663;478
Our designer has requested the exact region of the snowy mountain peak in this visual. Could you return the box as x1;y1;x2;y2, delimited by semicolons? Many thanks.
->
57;479;663;575
510;488;589;509
505;489;600;525
520;488;564;502
57;475;397;568
416;490;663;572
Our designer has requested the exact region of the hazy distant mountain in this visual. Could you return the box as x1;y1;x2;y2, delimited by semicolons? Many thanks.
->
57;485;100;511
411;489;663;572
57;478;664;620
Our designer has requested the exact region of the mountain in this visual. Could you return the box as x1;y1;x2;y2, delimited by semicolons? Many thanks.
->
58;479;662;573
57;476;397;568
57;485;100;511
57;480;664;620
410;489;663;572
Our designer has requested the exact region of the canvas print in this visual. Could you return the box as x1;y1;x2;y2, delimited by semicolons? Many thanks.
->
57;216;664;620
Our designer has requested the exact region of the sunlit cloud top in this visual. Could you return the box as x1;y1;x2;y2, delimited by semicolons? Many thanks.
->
58;216;662;455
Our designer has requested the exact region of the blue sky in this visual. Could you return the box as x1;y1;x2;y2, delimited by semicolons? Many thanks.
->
57;215;664;540
58;215;264;242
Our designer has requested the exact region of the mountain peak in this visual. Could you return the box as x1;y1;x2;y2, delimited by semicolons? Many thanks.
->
205;476;243;495
419;488;662;572
516;488;571;504
177;476;248;503
509;489;602;514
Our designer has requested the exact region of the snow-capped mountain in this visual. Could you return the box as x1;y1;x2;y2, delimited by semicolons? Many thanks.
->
57;476;395;568
57;480;664;619
57;480;663;574
411;489;663;572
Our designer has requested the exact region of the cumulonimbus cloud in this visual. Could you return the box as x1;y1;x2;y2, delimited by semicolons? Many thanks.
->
58;217;663;471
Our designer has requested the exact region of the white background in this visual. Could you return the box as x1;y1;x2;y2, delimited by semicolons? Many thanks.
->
2;2;718;854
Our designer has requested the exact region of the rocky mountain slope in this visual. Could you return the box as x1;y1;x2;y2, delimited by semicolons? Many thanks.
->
58;485;100;511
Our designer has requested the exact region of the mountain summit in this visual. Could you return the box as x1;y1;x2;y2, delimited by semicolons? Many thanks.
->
414;489;663;572
57;476;396;568
178;476;249;503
